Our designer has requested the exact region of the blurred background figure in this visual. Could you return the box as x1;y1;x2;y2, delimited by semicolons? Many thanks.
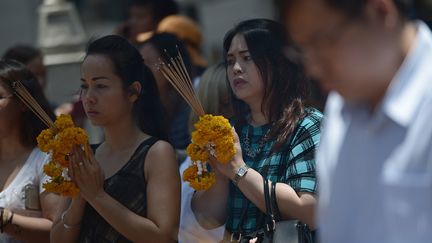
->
283;0;432;243
115;0;178;44
3;45;47;91
2;44;86;127
0;59;61;243
156;14;208;78
178;62;232;243
139;33;194;154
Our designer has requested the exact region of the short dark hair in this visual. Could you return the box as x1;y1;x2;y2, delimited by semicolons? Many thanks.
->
223;19;310;151
0;59;55;147
85;35;168;140
3;45;42;65
129;0;178;23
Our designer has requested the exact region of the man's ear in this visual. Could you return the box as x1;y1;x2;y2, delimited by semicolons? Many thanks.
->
128;81;142;102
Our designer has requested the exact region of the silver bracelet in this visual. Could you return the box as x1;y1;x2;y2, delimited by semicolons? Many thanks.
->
61;211;80;229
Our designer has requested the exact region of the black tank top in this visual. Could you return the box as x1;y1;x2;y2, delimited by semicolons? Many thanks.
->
78;137;159;243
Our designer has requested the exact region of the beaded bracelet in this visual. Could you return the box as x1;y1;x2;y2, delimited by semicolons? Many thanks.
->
61;211;81;229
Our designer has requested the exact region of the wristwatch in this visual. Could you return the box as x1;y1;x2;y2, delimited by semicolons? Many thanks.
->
233;164;249;186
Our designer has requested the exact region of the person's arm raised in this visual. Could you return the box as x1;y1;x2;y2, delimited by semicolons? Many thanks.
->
208;129;318;228
67;141;180;242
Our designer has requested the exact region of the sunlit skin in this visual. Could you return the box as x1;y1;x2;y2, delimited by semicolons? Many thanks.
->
285;0;416;108
80;55;136;128
226;34;265;115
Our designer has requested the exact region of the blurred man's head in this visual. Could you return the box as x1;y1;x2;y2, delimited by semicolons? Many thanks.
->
283;0;416;106
3;45;47;90
127;0;178;40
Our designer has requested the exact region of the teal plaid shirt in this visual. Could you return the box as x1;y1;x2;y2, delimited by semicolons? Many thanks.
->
226;108;323;234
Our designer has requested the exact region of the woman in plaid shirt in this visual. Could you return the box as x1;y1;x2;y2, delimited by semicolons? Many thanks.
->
192;19;323;242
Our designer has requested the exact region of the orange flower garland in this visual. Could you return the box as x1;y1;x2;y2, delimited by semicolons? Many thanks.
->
37;114;88;197
154;52;235;191
183;114;235;190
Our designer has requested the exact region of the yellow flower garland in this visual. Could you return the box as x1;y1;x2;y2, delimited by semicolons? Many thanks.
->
184;114;235;190
37;114;88;197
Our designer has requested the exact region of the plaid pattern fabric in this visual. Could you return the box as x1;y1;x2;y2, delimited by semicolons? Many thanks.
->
226;108;323;234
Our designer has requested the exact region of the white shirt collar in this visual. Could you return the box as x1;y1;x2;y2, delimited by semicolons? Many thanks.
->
382;21;432;127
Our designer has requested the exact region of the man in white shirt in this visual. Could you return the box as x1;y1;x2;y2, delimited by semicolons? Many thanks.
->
283;0;432;242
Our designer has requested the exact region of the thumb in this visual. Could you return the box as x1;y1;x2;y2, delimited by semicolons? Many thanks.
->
232;127;240;143
208;156;219;170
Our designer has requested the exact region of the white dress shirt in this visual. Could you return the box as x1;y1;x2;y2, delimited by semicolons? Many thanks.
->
317;21;432;243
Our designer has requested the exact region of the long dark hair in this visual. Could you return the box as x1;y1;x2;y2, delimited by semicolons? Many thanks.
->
85;35;168;140
0;59;55;146
223;19;310;151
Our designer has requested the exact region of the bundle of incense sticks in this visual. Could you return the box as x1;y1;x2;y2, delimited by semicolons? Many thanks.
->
156;49;205;116
12;81;54;128
12;80;91;168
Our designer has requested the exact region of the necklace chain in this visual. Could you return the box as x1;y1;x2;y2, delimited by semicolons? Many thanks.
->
243;126;269;159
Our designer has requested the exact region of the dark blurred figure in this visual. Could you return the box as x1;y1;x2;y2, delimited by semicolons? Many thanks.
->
3;45;47;90
139;33;193;151
115;0;178;44
414;0;432;28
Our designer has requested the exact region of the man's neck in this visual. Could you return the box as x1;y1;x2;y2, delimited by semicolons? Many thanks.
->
369;21;418;111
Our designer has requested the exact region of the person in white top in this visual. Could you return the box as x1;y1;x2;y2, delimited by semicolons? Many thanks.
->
178;63;232;243
0;60;62;242
284;0;432;242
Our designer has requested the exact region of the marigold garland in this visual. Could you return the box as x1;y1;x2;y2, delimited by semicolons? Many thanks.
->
155;52;235;191
183;114;235;191
37;114;88;197
182;163;216;191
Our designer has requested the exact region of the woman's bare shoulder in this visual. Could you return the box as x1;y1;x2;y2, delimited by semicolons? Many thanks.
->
144;140;177;175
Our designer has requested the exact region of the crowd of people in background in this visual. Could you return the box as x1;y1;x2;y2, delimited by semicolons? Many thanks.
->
1;0;432;242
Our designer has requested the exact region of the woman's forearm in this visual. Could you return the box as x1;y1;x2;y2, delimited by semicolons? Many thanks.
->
236;168;316;227
3;214;52;243
50;198;86;243
191;175;230;229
